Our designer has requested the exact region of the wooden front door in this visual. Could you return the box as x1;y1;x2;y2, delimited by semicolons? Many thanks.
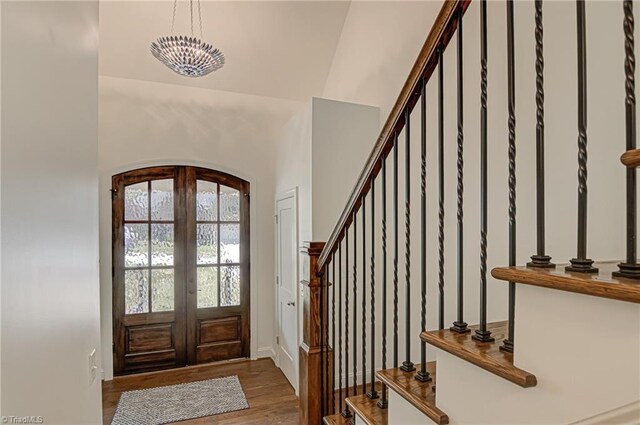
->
112;166;250;375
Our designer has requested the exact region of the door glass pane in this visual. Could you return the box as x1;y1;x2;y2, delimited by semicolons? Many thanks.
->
220;265;240;306
197;224;218;264
151;179;174;221
151;269;174;312
197;180;218;221
124;224;148;267
220;185;240;221
220;224;240;264
124;182;148;221
197;266;218;308
125;269;149;314
151;224;174;266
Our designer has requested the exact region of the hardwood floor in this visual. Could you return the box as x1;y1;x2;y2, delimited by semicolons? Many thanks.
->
102;358;300;424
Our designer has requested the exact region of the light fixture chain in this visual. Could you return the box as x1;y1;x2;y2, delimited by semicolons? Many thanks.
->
190;0;194;37
198;0;204;38
170;0;178;34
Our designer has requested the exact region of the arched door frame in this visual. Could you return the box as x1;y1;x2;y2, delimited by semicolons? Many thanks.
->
101;159;259;379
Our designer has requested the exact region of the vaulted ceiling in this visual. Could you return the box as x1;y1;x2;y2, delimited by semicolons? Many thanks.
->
99;1;351;101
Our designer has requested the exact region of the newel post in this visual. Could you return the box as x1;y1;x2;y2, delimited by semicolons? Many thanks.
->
300;241;327;425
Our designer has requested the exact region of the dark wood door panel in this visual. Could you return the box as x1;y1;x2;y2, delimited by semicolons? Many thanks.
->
124;349;177;373
126;324;174;353
199;317;240;344
196;342;242;364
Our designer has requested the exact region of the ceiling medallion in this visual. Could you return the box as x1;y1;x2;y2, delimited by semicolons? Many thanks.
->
151;0;225;78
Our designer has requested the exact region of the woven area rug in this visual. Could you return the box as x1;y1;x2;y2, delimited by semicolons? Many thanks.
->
111;375;249;425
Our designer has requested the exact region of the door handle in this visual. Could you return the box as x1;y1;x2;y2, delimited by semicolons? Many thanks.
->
287;301;295;306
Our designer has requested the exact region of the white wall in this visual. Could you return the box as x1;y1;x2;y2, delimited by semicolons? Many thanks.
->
99;76;302;379
1;2;102;423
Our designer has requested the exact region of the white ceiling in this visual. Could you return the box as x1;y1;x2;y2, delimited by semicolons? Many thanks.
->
99;1;351;101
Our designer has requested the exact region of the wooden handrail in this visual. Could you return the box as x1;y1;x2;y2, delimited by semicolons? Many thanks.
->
317;0;471;271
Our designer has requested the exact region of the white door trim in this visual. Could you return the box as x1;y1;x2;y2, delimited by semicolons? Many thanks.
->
275;187;299;393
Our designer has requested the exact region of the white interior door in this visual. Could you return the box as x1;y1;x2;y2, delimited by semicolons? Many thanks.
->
276;193;298;391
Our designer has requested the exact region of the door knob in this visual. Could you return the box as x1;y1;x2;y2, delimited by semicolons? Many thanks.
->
287;301;295;306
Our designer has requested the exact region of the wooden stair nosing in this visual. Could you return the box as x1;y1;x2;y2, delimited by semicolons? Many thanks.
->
375;363;449;425
491;262;640;304
344;394;387;425
621;148;640;167
421;322;537;388
323;413;353;425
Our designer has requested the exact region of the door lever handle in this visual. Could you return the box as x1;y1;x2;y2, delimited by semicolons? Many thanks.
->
287;301;295;306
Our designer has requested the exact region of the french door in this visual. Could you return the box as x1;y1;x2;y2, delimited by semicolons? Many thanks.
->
112;166;250;375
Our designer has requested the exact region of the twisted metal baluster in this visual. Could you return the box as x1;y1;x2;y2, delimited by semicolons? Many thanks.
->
451;8;469;334
378;159;389;409
393;134;399;368
342;231;351;418
352;211;358;396
416;78;433;381
502;0;517;353
367;180;379;399
401;108;416;373
473;0;494;343
331;256;336;413
438;48;446;331
338;243;344;415
528;0;555;269
362;197;367;394
615;0;640;279
566;0;598;274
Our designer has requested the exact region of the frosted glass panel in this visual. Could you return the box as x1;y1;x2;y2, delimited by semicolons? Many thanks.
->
124;224;148;267
197;224;218;265
151;224;174;266
197;266;218;308
220;185;239;221
151;269;174;312
125;182;148;221
125;269;149;314
220;265;240;306
197;180;218;221
151;179;174;221
220;224;240;264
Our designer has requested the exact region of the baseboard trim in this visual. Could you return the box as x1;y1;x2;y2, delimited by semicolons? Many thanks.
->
257;346;276;361
570;400;640;425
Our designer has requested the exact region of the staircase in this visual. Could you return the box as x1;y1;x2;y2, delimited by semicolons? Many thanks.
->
298;0;640;424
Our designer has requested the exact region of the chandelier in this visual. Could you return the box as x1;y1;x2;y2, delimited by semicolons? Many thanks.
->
151;0;225;78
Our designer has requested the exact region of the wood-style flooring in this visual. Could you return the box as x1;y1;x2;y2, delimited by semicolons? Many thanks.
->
102;358;299;424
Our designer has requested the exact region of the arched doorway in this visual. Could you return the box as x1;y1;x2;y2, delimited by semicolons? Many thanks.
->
112;166;250;375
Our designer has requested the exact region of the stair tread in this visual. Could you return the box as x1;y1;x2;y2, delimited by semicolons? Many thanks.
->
421;322;537;388
376;362;449;425
323;413;353;425
345;394;387;425
491;261;640;304
621;148;640;167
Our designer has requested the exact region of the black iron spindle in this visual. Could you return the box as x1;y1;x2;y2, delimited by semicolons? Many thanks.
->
417;79;433;381
473;0;494;343
401;108;416;373
325;264;330;416
342;231;351;418
320;265;325;417
393;134;399;368
367;180;379;399
438;48;446;331
615;0;640;279
338;243;344;415
362;197;367;394
378;158;389;409
352;211;358;396
501;0;517;354
451;8;469;334
528;0;555;269
331;256;336;413
566;0;598;274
